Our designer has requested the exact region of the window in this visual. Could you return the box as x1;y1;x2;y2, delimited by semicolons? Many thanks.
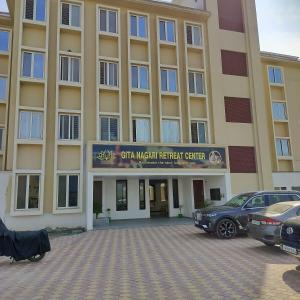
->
186;24;202;46
100;61;118;87
61;2;81;27
191;121;207;144
292;187;300;192
24;0;46;22
16;174;40;210
59;114;80;140
0;30;9;52
244;195;265;209
60;56;80;83
131;65;149;90
228;146;257;173
268;194;300;206
159;19;175;43
19;111;43;140
276;138;291;157
161;69;177;92
0;128;3;151
132;118;151;143
224;97;252;123
139;180;146;210
0;77;7;101
162;119;180;143
272;102;287;120
130;14;147;38
188;71;205;95
116;180;127;211
210;188;221;201
268;66;283;84
58;175;79;208
221;50;248;77
99;8;117;33
173;179;179;209
100;116;119;141
22;51;45;79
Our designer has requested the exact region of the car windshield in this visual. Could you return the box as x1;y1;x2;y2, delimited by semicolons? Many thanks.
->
265;203;294;214
225;193;254;208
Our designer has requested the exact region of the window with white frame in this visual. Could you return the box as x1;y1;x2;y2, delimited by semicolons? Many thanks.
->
59;114;80;140
61;2;81;27
99;8;117;33
188;71;205;95
276;138;291;157
272;102;287;121
100;116;119;141
130;14;147;38
161;68;177;92
186;24;202;46
57;174;79;208
16;174;40;210
60;56;80;83
0;76;7;101
132;118;151;143
131;65;149;90
100;61;118;87
0;128;3;151
159;19;175;43
19;111;43;140
191;121;207;144
0;30;9;52
22;51;45;79
24;0;46;22
268;66;283;84
162;119;180;143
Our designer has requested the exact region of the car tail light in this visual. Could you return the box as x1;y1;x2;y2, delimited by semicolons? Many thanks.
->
259;218;281;226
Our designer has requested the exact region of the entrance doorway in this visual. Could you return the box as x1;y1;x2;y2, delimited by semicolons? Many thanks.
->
149;179;169;217
93;181;103;217
193;180;205;209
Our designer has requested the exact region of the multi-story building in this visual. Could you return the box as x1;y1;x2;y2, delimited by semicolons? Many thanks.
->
0;0;299;230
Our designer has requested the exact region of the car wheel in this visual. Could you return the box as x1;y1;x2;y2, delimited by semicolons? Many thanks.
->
263;242;275;247
216;219;237;239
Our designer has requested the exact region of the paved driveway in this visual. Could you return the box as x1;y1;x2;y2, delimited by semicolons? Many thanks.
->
0;224;299;300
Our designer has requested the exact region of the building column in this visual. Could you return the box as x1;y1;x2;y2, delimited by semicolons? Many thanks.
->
86;172;93;231
224;172;232;201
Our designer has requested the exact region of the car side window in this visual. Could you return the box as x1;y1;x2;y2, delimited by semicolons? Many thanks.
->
278;194;299;202
296;208;300;216
244;195;265;209
268;194;281;205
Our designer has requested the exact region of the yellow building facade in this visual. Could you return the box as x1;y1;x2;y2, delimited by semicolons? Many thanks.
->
0;0;299;230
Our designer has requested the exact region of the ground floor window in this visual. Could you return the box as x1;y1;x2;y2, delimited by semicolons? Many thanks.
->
139;179;146;210
172;179;179;209
116;180;127;211
16;174;40;210
58;174;79;208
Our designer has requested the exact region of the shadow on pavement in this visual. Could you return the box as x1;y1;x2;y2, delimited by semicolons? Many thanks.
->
283;268;300;293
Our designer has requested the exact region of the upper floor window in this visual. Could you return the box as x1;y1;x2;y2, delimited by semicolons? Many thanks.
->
132;118;151;143
131;65;149;90
61;2;81;27
0;30;9;52
272;102;287;121
24;0;46;22
159;19;175;43
100;116;119;141
19;111;43;140
191;121;207;144
130;14;147;38
186;24;202;46
268;66;283;84
100;61;118;87
162;119;180;143
188;71;205;95
16;174;40;210
99;8;117;34
60;56;80;83
22;51;45;79
161;68;177;92
58;174;79;209
0;77;8;101
59;114;80;140
276;138;291;157
0;128;3;151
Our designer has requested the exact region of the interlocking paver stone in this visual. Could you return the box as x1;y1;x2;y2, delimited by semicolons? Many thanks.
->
0;224;299;299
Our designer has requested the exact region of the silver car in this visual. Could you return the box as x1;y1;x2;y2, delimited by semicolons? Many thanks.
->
248;201;300;246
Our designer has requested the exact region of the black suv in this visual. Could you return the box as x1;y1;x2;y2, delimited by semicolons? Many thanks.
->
281;216;300;260
194;191;300;239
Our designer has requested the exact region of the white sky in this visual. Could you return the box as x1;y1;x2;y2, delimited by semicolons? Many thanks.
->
0;0;299;57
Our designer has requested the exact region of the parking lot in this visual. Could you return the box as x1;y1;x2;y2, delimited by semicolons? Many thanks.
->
0;223;299;300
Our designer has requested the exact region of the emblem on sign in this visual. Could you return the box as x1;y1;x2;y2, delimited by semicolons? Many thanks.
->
97;150;113;161
209;151;222;165
286;227;294;235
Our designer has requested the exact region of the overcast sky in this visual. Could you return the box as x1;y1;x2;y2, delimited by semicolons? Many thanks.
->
0;0;299;57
